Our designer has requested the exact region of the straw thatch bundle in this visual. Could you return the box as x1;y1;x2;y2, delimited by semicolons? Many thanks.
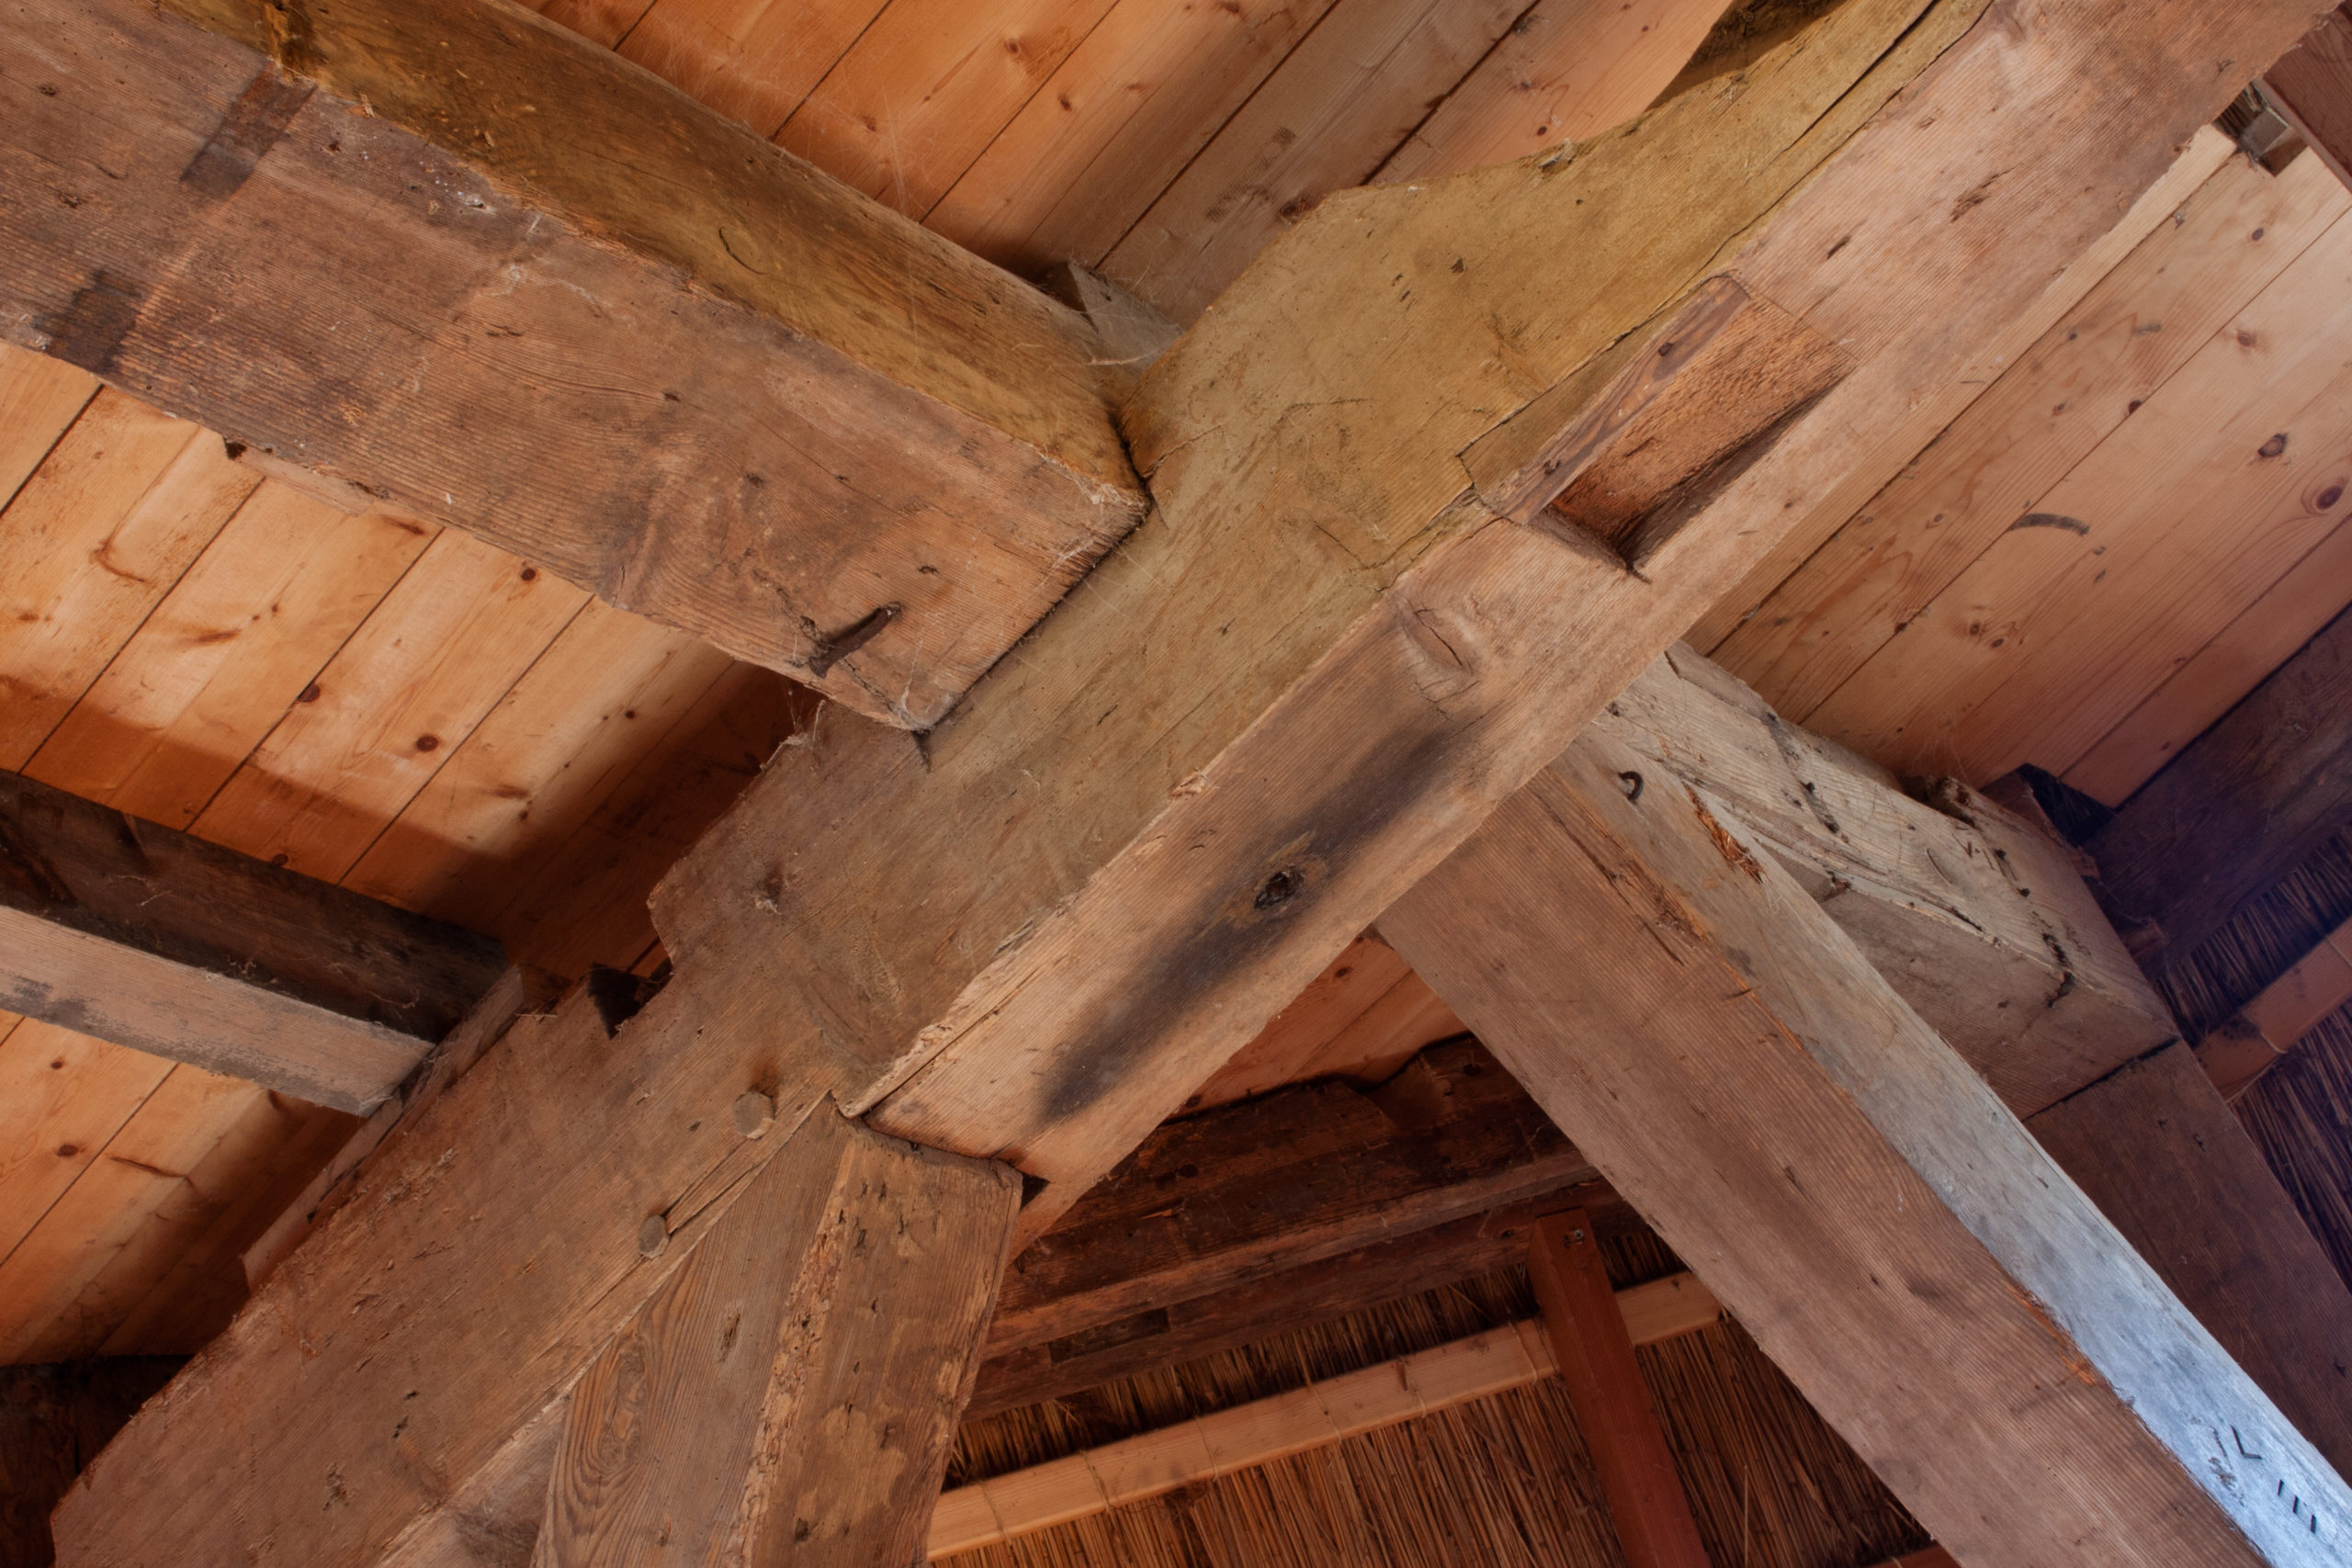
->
945;1233;1926;1568
2150;823;2352;1293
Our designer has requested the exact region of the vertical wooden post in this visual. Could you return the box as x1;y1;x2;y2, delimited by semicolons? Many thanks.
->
1529;1209;1713;1568
533;1104;1021;1567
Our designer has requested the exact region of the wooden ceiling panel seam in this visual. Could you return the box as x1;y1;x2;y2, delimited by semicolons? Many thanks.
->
1805;206;2352;780
21;488;441;833
0;1023;177;1278
1713;147;2352;725
0;349;99;517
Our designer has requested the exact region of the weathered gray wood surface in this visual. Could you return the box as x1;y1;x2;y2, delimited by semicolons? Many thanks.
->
2;0;1142;728
1386;731;2352;1566
0;768;504;1111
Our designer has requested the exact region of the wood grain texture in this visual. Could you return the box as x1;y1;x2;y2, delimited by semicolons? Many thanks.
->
2089;601;2352;967
536;1103;1018;1567
987;1038;1596;1358
1385;728;2351;1567
1713;149;2352;722
2028;1043;2352;1478
1529;1210;1711;1568
6;0;1142;728
1603;647;2177;1115
0;767;506;1111
2265;4;2352;190
0;1359;180;1568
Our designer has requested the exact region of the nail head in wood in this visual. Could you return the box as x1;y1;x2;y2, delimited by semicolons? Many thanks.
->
733;1090;776;1138
636;1215;668;1259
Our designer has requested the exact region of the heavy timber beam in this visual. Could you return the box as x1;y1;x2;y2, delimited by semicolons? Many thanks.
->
1;0;1143;728
52;0;2327;1558
1384;733;2352;1566
0;768;505;1111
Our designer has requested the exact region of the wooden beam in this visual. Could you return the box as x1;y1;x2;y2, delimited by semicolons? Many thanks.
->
2026;1043;2352;1480
1384;733;2351;1564
2089;602;2352;972
2;0;1143;728
1529;1211;1712;1568
933;1275;1724;1560
0;1359;181;1567
2264;5;2352;191
1602;647;2177;1115
2199;916;2352;1096
988;1039;1595;1360
534;1103;1017;1566
0;767;505;1111
51;0;2326;1555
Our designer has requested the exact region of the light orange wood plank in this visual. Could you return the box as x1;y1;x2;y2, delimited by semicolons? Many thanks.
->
27;487;436;828
775;0;1121;217
605;0;888;136
2065;512;2352;801
0;1061;266;1362
1099;0;1523;321
1374;0;1733;184
189;530;590;882
1714;148;2351;721
0;390;256;768
0;342;96;510
343;599;729;929
1685;129;2240;656
524;0;652;51
1811;209;2352;779
927;0;1341;277
0;1021;174;1268
1291;967;1464;1085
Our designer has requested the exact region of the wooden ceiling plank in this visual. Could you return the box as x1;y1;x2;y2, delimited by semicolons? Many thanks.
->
23;485;436;830
964;0;1496;303
1529;1210;1713;1568
1374;0;1734;186
773;0;1123;217
1712;148;2351;723
1810;209;2352;780
2087;599;2352;969
2064;510;2352;802
2028;1041;2352;1478
1383;728;2350;1567
51;0;2325;1552
1096;0;1525;322
0;765;508;1111
0;1021;174;1271
338;600;730;929
0;391;256;769
536;1103;1017;1566
6;0;1142;728
601;0;888;136
1685;126;2237;655
0;1062;267;1363
1178;931;1414;1114
188;530;591;883
0;344;96;513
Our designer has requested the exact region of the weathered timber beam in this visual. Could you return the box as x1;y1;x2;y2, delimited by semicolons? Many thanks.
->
532;1103;1017;1566
1604;646;2177;1114
2199;914;2352;1096
2;0;1142;728
989;1038;1594;1358
967;1186;1629;1418
1530;1211;1712;1568
2089;602;2352;972
0;768;505;1111
51;0;2324;1556
2265;5;2352;190
1385;731;2352;1565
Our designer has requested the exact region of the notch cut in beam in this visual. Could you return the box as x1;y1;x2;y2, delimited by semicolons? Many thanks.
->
4;0;1143;728
0;768;505;1111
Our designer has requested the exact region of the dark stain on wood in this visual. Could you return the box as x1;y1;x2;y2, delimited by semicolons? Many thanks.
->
181;66;314;197
2008;512;2090;535
34;271;148;375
